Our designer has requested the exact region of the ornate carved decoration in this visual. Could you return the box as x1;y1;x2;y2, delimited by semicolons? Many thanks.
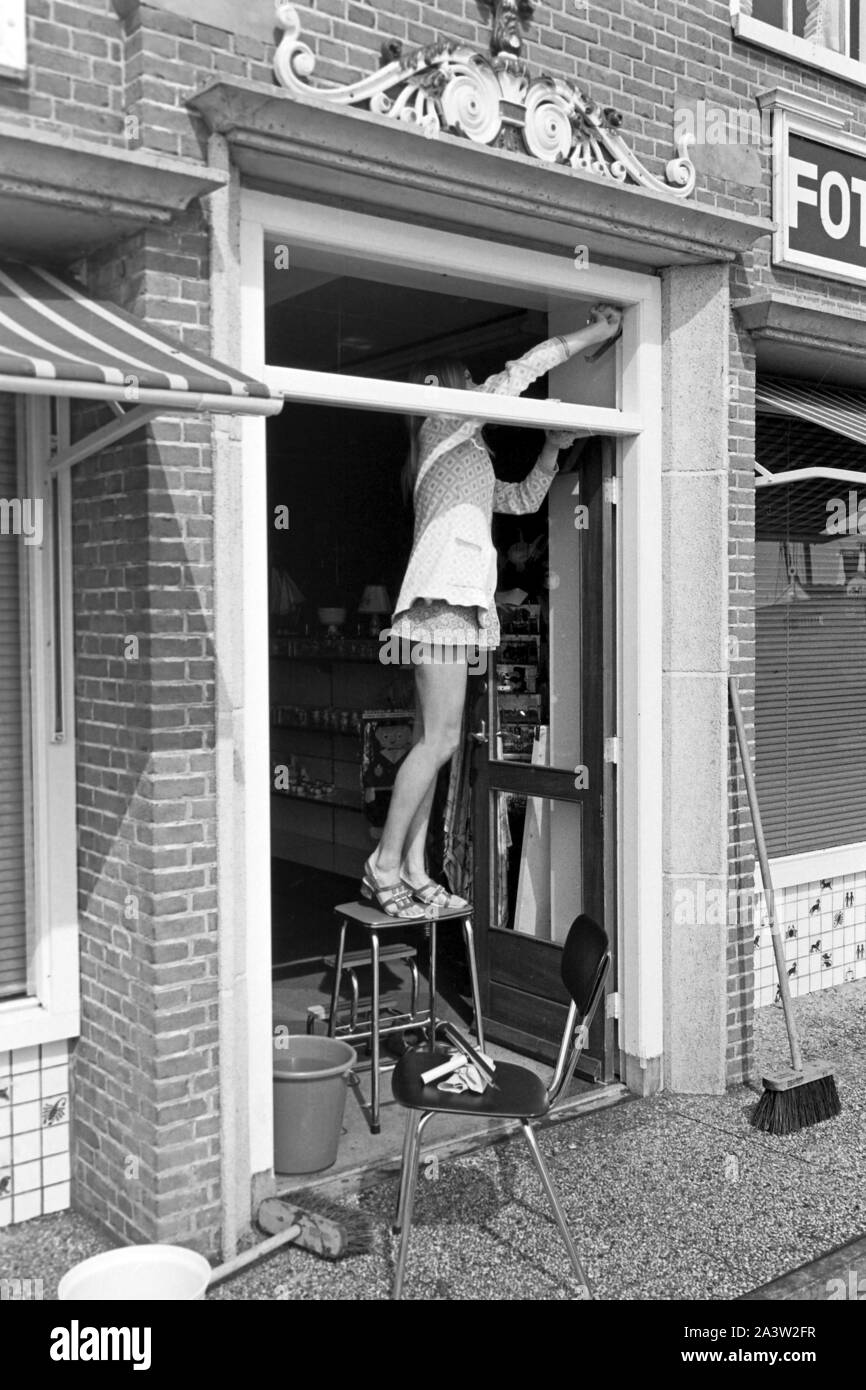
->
273;3;696;198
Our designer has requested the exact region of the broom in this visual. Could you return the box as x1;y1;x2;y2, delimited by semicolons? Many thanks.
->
729;675;841;1134
208;1193;372;1289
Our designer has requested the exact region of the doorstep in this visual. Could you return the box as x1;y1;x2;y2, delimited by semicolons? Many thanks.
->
273;1046;630;1203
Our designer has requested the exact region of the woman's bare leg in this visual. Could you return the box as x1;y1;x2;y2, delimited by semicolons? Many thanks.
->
370;659;468;879
400;691;436;882
401;781;438;884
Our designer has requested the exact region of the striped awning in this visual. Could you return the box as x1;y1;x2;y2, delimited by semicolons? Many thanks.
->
0;261;280;415
756;377;866;448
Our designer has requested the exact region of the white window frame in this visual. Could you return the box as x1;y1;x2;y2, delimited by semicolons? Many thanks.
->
0;0;26;81
0;396;80;1051
758;840;866;892
732;0;866;86
236;190;664;1171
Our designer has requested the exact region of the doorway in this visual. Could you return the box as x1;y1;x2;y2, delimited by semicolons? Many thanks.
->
263;245;618;1074
234;192;665;1185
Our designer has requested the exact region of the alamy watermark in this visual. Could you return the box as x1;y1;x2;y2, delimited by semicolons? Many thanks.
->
673;881;764;928
673;99;771;149
378;629;490;675
1;1277;44;1300
826;1269;866;1300
0;496;42;546
49;1323;152;1370
826;491;866;535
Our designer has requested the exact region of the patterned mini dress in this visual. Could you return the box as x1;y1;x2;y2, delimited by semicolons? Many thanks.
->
389;336;571;662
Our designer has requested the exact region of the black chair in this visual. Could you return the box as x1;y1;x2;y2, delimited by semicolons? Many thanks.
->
390;913;611;1300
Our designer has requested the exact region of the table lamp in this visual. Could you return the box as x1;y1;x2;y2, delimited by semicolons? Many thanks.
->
358;584;391;637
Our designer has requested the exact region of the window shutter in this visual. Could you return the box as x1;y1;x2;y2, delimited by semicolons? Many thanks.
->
755;413;866;857
0;393;31;998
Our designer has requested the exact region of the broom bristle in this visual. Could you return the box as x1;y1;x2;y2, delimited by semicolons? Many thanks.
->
751;1075;842;1135
258;1192;373;1259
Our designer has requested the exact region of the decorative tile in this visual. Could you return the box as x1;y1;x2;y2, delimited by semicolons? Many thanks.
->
40;1040;68;1067
42;1182;69;1215
42;1152;69;1186
12;1189;41;1223
10;1071;39;1105
0;1044;71;1223
13;1158;42;1194
11;1046;40;1076
41;1063;68;1096
42;1123;69;1158
41;1094;68;1128
11;1131;39;1166
755;865;866;1008
11;1101;41;1135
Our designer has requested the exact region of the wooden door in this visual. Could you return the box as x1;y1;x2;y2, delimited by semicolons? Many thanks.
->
471;441;617;1078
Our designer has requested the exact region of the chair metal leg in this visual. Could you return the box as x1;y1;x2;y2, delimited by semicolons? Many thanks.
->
393;1111;433;1301
328;920;347;1037
461;915;485;1050
370;929;381;1133
521;1122;594;1300
427;919;437;1045
392;1110;421;1235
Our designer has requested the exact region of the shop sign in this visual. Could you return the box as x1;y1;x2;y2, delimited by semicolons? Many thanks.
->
772;109;866;288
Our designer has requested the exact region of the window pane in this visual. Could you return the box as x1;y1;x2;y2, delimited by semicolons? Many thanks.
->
799;0;846;50
492;791;582;944
0;394;32;999
262;239;617;408
852;0;863;58
494;458;601;773
792;0;810;38
755;412;866;855
753;0;787;28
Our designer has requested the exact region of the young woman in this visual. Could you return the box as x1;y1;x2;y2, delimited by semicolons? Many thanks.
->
361;303;623;918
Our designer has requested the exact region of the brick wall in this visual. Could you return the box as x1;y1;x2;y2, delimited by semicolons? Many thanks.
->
71;212;221;1251
118;2;272;161
0;0;125;143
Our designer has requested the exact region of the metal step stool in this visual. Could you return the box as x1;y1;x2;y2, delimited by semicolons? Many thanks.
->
313;943;421;1038
325;901;484;1134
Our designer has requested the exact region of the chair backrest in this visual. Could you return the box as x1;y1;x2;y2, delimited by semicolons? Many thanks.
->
561;914;610;1018
547;914;611;1106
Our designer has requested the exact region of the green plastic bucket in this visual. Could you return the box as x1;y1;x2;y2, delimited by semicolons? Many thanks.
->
273;1034;357;1174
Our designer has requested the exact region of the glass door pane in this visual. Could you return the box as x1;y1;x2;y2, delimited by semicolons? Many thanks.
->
493;467;585;773
492;790;583;946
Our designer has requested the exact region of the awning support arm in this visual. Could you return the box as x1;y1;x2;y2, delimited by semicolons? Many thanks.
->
47;404;161;474
756;465;866;489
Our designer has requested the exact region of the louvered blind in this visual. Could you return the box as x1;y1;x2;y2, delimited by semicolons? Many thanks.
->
755;411;866;857
0;392;30;998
